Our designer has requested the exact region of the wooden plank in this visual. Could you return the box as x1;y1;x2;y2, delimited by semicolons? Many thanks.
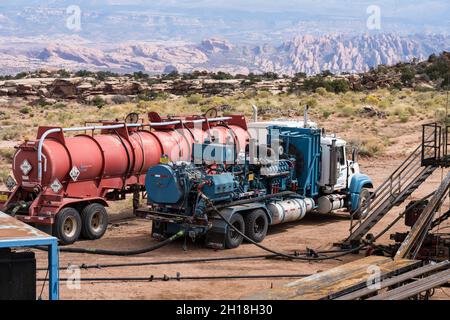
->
336;260;450;300
368;268;450;300
246;256;418;300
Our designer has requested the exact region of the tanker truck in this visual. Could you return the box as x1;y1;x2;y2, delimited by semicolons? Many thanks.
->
0;111;249;244
140;117;373;249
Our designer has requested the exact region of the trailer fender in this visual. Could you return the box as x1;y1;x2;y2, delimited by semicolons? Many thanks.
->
214;203;272;224
349;174;373;212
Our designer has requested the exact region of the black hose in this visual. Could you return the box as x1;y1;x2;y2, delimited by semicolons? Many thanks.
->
37;248;349;271
37;273;310;282
37;230;184;256
200;193;364;261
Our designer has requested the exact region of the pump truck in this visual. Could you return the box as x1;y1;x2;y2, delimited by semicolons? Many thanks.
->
140;120;373;249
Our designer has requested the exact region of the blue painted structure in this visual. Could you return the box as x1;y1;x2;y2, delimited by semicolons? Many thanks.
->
349;173;374;211
0;212;58;300
268;126;321;197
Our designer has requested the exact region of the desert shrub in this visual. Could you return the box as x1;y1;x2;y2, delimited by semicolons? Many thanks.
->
315;87;327;96
378;99;391;109
305;98;318;108
322;109;332;119
425;54;450;81
53;103;67;109
400;66;416;85
0;168;10;184
19;106;31;114
0;148;14;163
329;79;350;93
1;127;20;140
335;102;346;109
0;111;9;120
393;107;405;116
398;112;410;123
353;139;385;157
435;108;449;125
92;96;106;109
186;94;203;105
364;95;380;106
339;106;356;117
406;106;416;115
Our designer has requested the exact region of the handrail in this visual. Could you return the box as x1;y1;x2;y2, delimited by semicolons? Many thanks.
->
36;117;232;183
349;131;436;224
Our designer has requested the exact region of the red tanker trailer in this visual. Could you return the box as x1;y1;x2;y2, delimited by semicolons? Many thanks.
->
0;111;248;244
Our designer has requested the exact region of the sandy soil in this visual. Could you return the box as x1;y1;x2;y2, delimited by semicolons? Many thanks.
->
33;154;450;300
1;116;441;299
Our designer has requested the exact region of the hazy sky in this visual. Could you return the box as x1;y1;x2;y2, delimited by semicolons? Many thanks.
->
1;0;448;42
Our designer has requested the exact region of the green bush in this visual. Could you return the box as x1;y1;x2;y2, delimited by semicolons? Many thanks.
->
305;98;318;108
398;112;410;123
186;94;203;105
357;139;385;157
339;106;356;117
0;148;14;163
53;103;67;109
92;96;106;109
19;106;31;114
315;87;327;96
322;109;332;119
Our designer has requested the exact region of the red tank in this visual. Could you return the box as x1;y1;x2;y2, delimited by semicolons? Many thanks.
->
2;112;248;244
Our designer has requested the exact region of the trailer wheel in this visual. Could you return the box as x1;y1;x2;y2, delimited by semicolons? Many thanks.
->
354;188;371;219
80;203;109;240
224;214;245;249
244;209;268;243
53;207;82;245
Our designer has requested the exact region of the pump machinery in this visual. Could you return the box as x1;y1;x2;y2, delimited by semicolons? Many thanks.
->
140;113;373;249
1;107;373;247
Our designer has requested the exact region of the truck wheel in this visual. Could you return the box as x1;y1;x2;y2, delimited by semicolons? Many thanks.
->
224;214;245;249
244;209;268;243
81;203;108;240
53;207;82;245
354;188;371;219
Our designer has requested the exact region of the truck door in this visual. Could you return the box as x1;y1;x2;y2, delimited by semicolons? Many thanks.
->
335;145;347;190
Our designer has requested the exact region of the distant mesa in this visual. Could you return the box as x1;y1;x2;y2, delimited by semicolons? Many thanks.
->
0;34;449;76
199;39;234;53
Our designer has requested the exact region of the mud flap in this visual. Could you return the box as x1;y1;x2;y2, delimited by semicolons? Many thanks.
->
205;218;227;249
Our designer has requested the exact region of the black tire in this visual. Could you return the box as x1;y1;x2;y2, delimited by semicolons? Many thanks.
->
244;209;269;243
353;188;371;219
53;207;82;245
224;214;245;249
80;203;108;240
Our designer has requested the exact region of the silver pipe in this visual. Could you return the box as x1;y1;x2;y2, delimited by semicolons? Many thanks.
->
303;105;309;128
251;104;258;122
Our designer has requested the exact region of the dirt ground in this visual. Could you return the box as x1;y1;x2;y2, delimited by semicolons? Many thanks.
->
33;154;450;300
1;115;444;300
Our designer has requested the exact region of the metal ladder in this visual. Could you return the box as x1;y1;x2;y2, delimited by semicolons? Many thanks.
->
344;123;449;246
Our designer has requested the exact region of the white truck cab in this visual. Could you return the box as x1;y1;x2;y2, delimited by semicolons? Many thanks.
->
318;135;360;193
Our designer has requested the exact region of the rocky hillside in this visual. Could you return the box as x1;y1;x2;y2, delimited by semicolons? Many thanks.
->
0;34;449;76
0;51;449;108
